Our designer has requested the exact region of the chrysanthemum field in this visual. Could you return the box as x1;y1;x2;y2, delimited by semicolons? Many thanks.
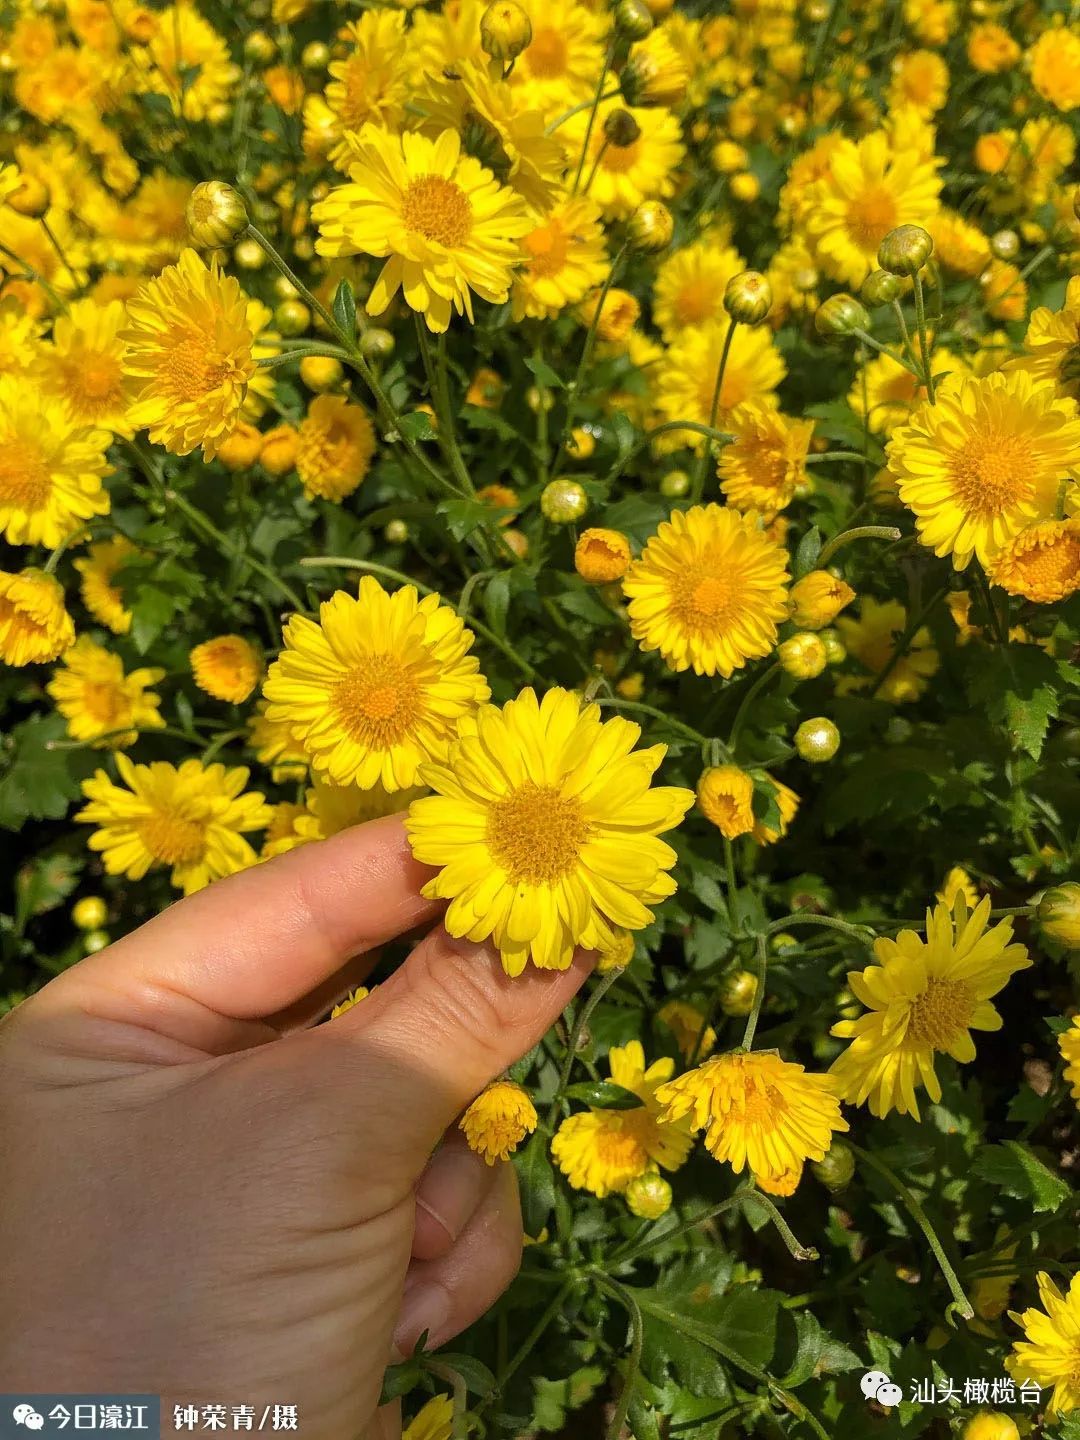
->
3;0;1080;1432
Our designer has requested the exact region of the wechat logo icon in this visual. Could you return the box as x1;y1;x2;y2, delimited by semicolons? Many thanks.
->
12;1407;45;1431
861;1371;903;1407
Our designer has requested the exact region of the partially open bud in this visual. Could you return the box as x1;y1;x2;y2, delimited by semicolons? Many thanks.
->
814;292;869;337
877;223;934;276
217;421;264;472
597;927;635;972
788;570;855;629
259;423;299;476
718;969;758;1017
777;632;828;679
540;478;588;523
621;34;688;105
244;28;276;62
724;270;772;326
628;199;674;252
1037;883;1080;949
301;40;329;71
811;1139;855;1193
626;1172;672;1220
614;0;653;38
575;528;632;583
961;1415;1020;1440
186;180;250;249
7;172;49;218
603;108;642;148
480;0;532;61
795;716;840;762
860;268;902;308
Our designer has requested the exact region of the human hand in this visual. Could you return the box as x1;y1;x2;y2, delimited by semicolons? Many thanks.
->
0;815;592;1439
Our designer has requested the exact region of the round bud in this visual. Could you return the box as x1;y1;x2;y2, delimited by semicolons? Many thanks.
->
7;172;49;218
819;628;846;665
660;469;689;498
259;423;300;476
540;479;588;524
72;895;108;931
718;969;758;1017
795;716;840;762
614;0;653;38
186;180;249;249
628;199;674;253
777;632;828;679
274;299;310;337
272;275;300;301
771;932;797;953
814;293;869;337
232;236;266;270
877;223;934;276
626;1172;672;1220
568;426;596;460
217;421;264;472
243;28;276;62
384;519;409;544
788;571;855;629
503;527;530;559
724;270;772;326
360;327;395;361
961;1416;1020;1440
83;929;111;954
575;528;632;584
729;171;760;203
480;0;533;61
299;355;344;392
603;108;642;148
990;228;1019;261
301;40;330;71
860;268;902;307
1037;883;1080;949
811;1140;856;1193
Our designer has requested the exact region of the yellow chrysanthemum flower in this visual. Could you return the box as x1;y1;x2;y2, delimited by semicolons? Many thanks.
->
967;21;1020;74
137;4;239;121
831;896;1031;1119
886;369;1080;569
658;999;717;1061
73;536;136;636
656;1050;848;1188
988;520;1080;604
654;321;787;445
77;756;272;895
263;775;428;859
190;635;263;704
36;298;133;437
314;126;531;334
460;1080;538;1164
406;687;693;975
551;1041;694;1196
123;249;255;460
0;568;75;667
696;764;755;839
511;195;608;322
330;986;370;1019
561;101;684;220
887;49;948;116
507;0;609;115
263;577;490;792
1008;275;1080;400
936;865;979;910
1059;1017;1080;1105
930;209;991;277
1006;1271;1080;1415
322;11;411;171
47;636;164;748
718;404;813;517
751;776;799;846
623;505;790;678
836;596;940;704
249;703;309;785
0;374;111;549
0;307;43;381
295;395;376;503
1028;28;1080;113
848;347;965;436
805;128;942;287
652;237;745;340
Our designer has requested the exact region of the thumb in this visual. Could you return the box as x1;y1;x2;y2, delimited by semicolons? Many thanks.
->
329;923;594;1167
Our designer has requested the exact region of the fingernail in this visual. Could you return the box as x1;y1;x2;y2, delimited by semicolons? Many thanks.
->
415;1194;455;1243
394;1280;452;1355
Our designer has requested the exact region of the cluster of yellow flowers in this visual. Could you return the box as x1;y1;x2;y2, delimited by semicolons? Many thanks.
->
4;0;1080;1421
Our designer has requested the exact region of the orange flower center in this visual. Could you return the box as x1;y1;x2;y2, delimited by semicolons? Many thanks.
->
906;978;976;1049
525;27;568;77
402;175;472;248
0;438;52;512
673;279;720;328
487;781;589;885
523;221;569;279
333;653;420;749
159;332;232;405
949;431;1034;517
138;809;207;866
847;186;900;250
670;565;740;633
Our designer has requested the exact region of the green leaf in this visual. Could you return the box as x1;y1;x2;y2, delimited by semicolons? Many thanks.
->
795;525;822;577
15;850;82;931
966;647;1078;761
972;1140;1070;1212
398;410;438;443
432;1353;495;1398
482;571;510;637
515;1130;556;1237
0;714;95;832
332;279;357;343
524;355;565;389
532;1366;605;1431
130;584;178;655
562;1080;645;1109
436;497;497;541
379;1359;422;1403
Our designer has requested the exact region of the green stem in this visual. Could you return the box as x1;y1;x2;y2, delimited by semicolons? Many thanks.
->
851;1144;974;1320
741;932;768;1049
45;725;201;752
911;271;935;402
851;328;924;380
727;661;780;751
765;913;876;945
546;967;624;1126
691;316;737;505
479;1281;574;1415
610;1193;747;1265
572;42;614;192
605;422;734;487
595;698;727;757
553;243;628;473
804;450;869;466
166;488;305;612
890;297;917;372
545;86;621;133
743;1190;819;1261
816;524;902;569
592;1277;644;1440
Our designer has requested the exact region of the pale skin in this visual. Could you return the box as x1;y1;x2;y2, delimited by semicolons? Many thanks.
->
0;815;593;1439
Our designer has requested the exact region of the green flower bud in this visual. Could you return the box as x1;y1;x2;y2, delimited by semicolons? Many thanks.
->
614;0;653;39
232;236;267;270
990;228;1019;261
877;223;934;276
243;29;276;62
274;299;310;337
627;200;674;253
384;519;409;544
795;716;840;762
360;327;395;361
718;969;758;1017
186;181;250;249
540;478;588;523
626;1172;672;1219
1037;883;1080;949
660;469;690;498
814;293;869;337
83;929;111;954
723;270;773;326
860;268;902;307
811;1139;855;1193
819;628;847;665
603;108;642;148
480;0;532;61
777;632;828;679
301;40;330;71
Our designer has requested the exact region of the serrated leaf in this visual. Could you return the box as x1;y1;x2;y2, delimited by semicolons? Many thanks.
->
15;850;82;931
524;355;564;389
562;1080;645;1109
399;410;438;443
972;1141;1069;1212
0;714;95;832
436;497;496;541
532;1366;605;1432
130;585;178;655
